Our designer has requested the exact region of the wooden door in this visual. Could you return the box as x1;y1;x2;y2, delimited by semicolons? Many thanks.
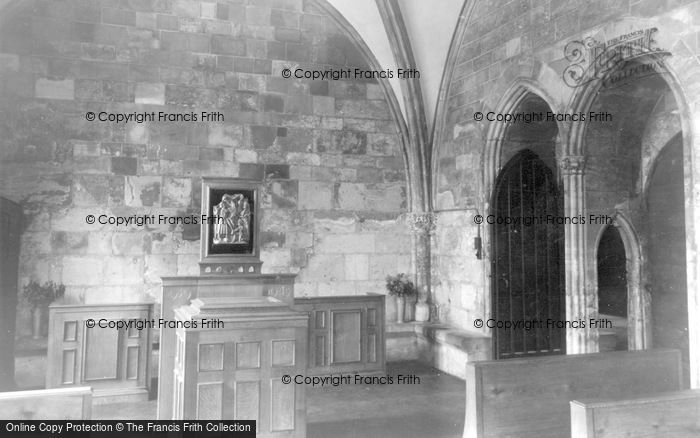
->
491;151;565;359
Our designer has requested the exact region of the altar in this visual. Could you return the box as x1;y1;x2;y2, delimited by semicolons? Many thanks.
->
158;178;387;435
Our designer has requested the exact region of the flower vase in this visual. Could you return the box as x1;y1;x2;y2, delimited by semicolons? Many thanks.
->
32;307;44;339
396;296;405;323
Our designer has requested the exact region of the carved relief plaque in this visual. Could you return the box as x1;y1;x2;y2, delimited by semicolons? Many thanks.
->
200;178;262;274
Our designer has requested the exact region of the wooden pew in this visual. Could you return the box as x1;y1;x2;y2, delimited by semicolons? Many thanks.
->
570;389;700;438
0;387;92;419
463;349;682;438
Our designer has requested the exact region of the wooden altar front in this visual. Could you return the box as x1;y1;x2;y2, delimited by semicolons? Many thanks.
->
157;273;296;419
172;296;308;436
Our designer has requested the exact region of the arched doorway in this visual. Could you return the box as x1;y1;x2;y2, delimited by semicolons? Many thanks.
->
597;225;628;351
647;134;689;384
492;150;565;359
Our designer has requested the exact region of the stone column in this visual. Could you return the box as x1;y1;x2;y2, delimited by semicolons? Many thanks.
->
406;212;436;322
559;156;597;354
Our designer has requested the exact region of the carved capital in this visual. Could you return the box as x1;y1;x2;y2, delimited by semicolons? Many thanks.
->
559;155;586;175
404;212;437;234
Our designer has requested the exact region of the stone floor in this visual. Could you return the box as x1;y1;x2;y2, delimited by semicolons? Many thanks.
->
92;361;465;438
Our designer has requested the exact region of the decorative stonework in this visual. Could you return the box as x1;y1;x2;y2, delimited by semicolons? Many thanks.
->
404;212;437;234
559;155;586;175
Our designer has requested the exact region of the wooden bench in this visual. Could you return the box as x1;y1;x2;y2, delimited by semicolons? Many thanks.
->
0;387;92;419
463;349;682;438
571;389;700;438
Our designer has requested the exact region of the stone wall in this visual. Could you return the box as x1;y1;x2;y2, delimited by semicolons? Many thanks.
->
0;0;410;336
432;0;699;338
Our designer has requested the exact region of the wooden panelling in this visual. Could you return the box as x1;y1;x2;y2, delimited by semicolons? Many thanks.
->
0;387;92;420
196;382;223;420
294;294;385;376
331;310;362;364
158;274;296;420
173;296;307;437
271;378;295;431
236;381;260;421
83;326;119;381
571;390;700;438
46;303;153;400
464;349;683;438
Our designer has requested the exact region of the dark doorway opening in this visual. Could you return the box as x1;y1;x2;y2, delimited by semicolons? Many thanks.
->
0;197;22;391
647;134;689;385
491;150;565;359
597;225;628;351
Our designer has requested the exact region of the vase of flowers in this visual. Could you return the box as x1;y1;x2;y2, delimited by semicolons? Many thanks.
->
23;280;65;339
386;273;417;323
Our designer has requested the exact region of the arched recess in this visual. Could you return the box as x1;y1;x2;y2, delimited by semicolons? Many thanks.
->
593;213;647;351
477;85;565;346
483;90;563;359
646;134;689;384
566;48;695;382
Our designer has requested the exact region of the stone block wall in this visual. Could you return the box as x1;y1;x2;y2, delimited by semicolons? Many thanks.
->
0;0;410;336
431;0;700;333
431;210;485;333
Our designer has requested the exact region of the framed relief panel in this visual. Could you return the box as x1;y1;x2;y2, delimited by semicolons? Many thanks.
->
200;178;261;274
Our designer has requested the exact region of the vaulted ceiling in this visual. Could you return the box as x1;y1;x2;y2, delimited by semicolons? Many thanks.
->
327;0;465;135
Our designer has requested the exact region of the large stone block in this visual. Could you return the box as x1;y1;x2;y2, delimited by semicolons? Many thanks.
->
369;254;402;280
270;180;298;208
250;125;278;148
286;152;320;166
124;176;161;207
162;177;192;207
314;233;375;254
335;99;390;120
51;207;108;232
176;253;199;276
211;35;246;55
72;175;110;206
62;256;106;286
135;82;165;105
144;254;178;284
50;231;89;254
365;185;405;212
302;253;344;282
111;157;138;175
260;248;292;271
102;256;144;285
335;183;367;210
344;254;369;281
87;232;113;255
35;78;74;100
112;232;150;255
334;130;367;154
298;181;332;210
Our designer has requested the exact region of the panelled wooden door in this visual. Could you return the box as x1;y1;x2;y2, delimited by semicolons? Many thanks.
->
491;150;565;359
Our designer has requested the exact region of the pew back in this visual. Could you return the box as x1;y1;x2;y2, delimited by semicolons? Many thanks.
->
464;349;682;438
0;386;92;420
570;389;700;438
